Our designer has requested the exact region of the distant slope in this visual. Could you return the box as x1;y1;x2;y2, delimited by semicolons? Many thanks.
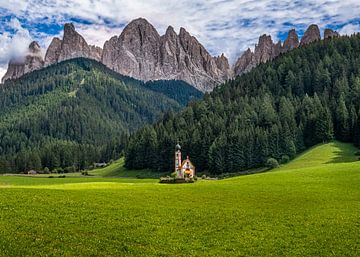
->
281;141;359;171
0;58;202;173
89;158;167;178
143;80;203;105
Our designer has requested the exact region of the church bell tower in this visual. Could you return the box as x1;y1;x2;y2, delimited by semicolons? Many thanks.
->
175;143;182;177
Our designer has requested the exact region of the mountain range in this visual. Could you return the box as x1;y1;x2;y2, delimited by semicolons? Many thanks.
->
2;18;340;92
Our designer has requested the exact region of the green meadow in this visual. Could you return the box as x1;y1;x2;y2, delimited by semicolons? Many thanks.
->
0;141;359;256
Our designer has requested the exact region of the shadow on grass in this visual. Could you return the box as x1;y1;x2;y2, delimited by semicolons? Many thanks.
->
326;143;359;164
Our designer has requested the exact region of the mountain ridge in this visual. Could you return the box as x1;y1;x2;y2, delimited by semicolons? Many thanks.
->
2;19;342;91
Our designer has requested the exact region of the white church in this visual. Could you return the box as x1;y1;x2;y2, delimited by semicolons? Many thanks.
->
174;144;195;178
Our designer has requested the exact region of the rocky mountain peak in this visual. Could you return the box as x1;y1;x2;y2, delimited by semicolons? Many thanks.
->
215;53;230;71
58;23;92;62
165;26;177;38
300;24;321;45
2;41;44;83
64;23;75;32
324;28;339;39
101;19;231;91
121;17;161;44
233;48;255;75
283;29;299;52
233;24;332;76
44;37;62;66
29;41;41;53
254;34;276;63
44;23;102;67
4;20;340;92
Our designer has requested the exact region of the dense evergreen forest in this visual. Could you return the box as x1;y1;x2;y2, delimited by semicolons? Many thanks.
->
125;34;360;174
0;58;202;173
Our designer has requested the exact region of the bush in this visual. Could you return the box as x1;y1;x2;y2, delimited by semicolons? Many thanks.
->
56;167;64;174
281;155;290;164
64;166;76;173
43;167;50;174
266;158;279;169
355;151;360;156
81;171;89;176
201;174;206;179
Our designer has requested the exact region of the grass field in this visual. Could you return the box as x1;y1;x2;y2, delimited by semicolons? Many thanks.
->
0;141;359;256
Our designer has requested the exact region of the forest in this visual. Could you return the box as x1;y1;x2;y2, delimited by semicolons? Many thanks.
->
0;58;202;173
125;34;360;174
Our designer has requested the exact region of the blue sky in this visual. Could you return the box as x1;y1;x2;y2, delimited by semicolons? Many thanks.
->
1;0;360;78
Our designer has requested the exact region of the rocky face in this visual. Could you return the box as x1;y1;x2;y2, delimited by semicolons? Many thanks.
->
324;28;339;39
102;18;162;81
2;41;44;83
1;21;345;91
24;41;44;74
1;60;25;83
282;29;299;52
44;23;102;66
234;34;279;76
102;18;230;92
44;37;62;66
234;24;328;76
300;24;321;45
233;48;255;75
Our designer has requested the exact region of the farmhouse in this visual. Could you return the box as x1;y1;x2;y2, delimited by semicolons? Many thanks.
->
174;144;195;178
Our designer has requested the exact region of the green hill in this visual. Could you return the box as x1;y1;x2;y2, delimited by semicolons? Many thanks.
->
126;34;360;174
0;58;202;173
88;158;167;178
0;141;359;256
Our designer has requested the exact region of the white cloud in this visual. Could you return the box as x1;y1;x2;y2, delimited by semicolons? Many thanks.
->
0;18;32;80
75;24;123;47
0;66;7;82
339;23;360;35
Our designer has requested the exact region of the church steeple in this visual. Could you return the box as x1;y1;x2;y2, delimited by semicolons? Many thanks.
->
175;143;182;177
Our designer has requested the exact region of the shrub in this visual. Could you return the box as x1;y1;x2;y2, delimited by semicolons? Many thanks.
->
201;174;206;179
64;166;76;173
43;167;50;174
281;155;290;164
266;158;279;169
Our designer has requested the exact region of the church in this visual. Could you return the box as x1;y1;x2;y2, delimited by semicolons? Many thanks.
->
174;144;195;178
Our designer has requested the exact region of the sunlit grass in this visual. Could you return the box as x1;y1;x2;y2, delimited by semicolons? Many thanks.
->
0;141;359;256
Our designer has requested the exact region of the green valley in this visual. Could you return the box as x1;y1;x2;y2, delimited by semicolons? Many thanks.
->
0;141;359;256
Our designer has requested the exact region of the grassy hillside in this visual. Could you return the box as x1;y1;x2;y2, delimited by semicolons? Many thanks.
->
89;158;167;178
282;141;359;170
0;141;359;256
